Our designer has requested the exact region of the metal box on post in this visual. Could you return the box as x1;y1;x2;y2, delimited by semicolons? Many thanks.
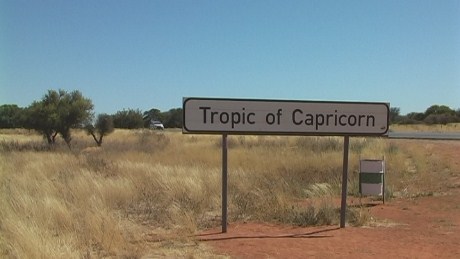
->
359;159;385;203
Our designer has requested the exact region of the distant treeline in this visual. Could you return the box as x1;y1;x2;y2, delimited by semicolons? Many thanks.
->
0;89;183;147
389;105;460;125
0;89;459;132
0;96;182;130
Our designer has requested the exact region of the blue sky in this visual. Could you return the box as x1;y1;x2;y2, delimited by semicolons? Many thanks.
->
1;0;459;115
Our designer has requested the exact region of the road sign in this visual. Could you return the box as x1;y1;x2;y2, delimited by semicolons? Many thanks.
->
183;98;389;136
183;97;390;232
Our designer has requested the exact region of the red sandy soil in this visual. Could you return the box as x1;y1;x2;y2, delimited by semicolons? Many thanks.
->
199;140;460;258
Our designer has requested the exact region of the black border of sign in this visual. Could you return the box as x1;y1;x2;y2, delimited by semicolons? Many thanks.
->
182;97;390;136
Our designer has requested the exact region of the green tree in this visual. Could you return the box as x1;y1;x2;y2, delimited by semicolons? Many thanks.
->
25;99;60;144
112;109;144;129
424;114;457;125
423;105;456;125
86;114;114;146
0;104;24;128
56;90;94;146
25;89;93;146
162;108;183;128
389;107;400;124
407;112;425;122
425;105;455;117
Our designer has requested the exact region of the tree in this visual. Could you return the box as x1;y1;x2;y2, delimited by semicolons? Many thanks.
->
424;114;457;125
424;105;455;117
112;109;144;129
86;114;114;146
389;107;400;124
406;112;425;122
162;108;183;128
422;105;456;125
25;98;60;144
0;104;24;128
425;104;455;118
25;89;93;147
55;90;94;146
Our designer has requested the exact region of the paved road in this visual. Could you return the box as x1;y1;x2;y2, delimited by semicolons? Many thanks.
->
388;131;460;140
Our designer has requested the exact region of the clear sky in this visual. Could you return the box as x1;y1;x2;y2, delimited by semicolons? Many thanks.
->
1;0;459;115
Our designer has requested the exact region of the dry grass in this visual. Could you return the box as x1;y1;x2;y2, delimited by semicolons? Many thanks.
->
0;126;456;257
390;122;460;132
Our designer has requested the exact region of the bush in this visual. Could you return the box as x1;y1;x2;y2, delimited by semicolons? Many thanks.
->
86;114;114;146
112;109;144;129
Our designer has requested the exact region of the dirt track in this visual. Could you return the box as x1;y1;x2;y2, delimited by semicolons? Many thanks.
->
200;141;460;258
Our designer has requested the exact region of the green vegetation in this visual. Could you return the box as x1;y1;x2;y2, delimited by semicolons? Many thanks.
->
2;90;459;133
22;89;93;147
85;114;115;146
0;104;24;128
0;89;188;148
112;108;144;129
2;92;458;151
1;90;459;148
392;104;460;125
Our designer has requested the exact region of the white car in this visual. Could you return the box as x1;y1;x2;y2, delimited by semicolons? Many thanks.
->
151;121;164;130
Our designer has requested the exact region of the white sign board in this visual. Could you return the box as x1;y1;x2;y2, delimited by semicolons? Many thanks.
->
183;98;389;136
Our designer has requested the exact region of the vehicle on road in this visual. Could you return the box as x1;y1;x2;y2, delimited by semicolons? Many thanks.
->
150;120;164;130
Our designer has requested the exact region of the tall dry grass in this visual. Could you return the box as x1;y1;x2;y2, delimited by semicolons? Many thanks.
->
390;122;460;132
0;127;455;257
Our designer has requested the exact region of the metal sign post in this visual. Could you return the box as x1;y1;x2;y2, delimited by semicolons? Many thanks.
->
222;134;228;233
340;136;350;228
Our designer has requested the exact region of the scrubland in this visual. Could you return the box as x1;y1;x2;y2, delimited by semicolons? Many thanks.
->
0;127;456;258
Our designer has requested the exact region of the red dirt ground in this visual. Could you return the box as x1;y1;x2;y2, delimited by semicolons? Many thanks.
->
199;140;460;258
